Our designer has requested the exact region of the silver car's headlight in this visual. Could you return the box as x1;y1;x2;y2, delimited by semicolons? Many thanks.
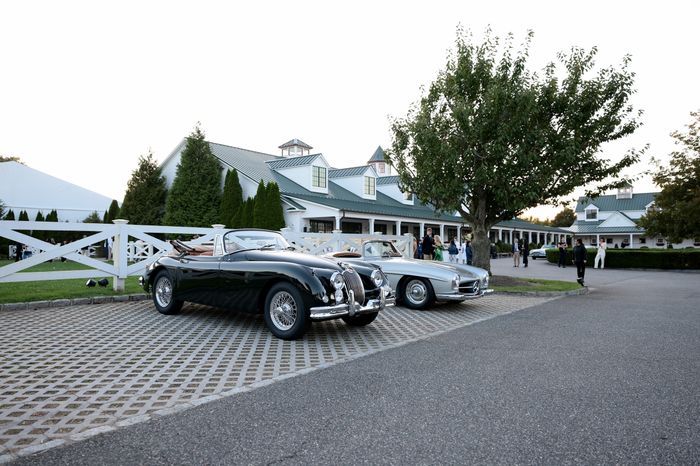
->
331;272;345;290
452;274;460;290
370;269;383;287
482;275;489;289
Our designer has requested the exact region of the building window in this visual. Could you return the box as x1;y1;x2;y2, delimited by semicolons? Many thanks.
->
585;208;598;220
694;238;700;246
364;176;376;196
377;162;385;174
341;222;362;234
310;220;334;233
639;237;646;244
312;166;327;188
656;237;665;246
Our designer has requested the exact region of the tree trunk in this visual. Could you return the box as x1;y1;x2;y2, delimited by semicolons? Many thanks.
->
472;220;492;274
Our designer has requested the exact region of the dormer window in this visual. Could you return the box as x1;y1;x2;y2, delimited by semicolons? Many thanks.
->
364;176;376;196
403;191;413;201
585;207;598;221
376;162;385;174
312;166;327;188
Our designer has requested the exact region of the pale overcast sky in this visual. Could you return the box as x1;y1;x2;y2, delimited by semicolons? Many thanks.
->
1;0;698;219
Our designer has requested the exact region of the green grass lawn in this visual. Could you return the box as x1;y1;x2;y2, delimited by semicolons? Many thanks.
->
491;277;581;293
0;259;144;304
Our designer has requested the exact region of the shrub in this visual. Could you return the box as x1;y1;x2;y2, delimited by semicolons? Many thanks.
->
546;248;700;269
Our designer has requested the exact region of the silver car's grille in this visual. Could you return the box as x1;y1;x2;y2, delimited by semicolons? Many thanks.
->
342;269;365;304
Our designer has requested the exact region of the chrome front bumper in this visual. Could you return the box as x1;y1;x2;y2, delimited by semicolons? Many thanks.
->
435;288;493;301
309;286;395;321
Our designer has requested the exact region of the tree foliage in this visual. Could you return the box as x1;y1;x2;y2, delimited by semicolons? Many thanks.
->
388;28;641;271
550;207;576;227
103;200;120;223
220;169;243;227
120;152;168;225
639;111;700;242
18;210;29;221
164;125;222;227
0;199;4;219
0;156;22;163
4;209;15;220
83;211;103;223
266;182;286;230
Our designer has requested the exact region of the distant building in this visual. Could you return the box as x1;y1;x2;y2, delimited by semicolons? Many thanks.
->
0;161;113;222
567;186;698;248
160;138;570;245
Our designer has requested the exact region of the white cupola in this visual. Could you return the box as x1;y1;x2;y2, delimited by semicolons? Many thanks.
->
278;138;313;158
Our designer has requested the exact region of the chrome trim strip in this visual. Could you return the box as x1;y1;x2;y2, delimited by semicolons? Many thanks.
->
309;287;395;321
435;289;493;300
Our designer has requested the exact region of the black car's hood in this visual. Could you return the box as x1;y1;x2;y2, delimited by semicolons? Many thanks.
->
243;250;344;271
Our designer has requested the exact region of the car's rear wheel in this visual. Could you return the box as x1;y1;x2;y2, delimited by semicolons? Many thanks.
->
401;277;434;310
264;282;311;340
342;312;379;326
153;270;183;315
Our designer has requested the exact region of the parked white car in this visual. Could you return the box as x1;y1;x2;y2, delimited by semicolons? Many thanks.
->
530;244;557;259
330;240;492;310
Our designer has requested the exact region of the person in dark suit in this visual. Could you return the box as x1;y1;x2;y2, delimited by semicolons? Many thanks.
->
558;241;567;268
573;238;588;286
421;227;434;260
522;240;529;267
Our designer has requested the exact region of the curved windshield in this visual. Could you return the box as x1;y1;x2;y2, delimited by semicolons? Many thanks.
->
363;241;402;258
223;230;291;253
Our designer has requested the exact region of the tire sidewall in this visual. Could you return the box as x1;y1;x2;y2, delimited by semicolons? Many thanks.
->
401;277;434;310
264;282;310;340
153;269;182;315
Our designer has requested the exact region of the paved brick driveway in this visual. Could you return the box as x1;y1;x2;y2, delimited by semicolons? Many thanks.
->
0;295;554;460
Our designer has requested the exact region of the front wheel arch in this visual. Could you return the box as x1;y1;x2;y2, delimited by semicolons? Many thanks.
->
398;276;435;310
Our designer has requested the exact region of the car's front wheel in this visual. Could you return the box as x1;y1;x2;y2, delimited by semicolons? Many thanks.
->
264;282;311;340
401;277;434;310
153;270;183;315
342;312;379;326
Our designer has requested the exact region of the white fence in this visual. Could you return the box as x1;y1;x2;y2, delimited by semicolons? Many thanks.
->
0;220;225;290
0;221;414;291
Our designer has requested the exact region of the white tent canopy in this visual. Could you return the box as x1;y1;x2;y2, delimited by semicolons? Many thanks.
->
0;161;114;222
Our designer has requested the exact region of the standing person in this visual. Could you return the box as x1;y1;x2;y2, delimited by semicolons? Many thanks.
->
421;227;434;260
558;241;567;268
512;237;520;267
594;238;607;269
522;240;529;268
465;240;473;265
447;238;458;263
433;235;444;261
573;238;588;286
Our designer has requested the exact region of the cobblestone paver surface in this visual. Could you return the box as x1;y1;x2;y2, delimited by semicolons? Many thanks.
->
0;295;555;460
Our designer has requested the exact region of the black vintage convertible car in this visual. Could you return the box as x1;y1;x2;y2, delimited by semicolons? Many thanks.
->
140;229;394;340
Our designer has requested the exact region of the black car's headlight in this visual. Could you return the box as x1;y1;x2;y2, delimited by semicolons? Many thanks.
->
370;270;384;287
331;272;345;290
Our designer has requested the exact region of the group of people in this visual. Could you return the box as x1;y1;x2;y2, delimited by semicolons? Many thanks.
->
510;238;530;267
415;227;473;265
569;238;607;287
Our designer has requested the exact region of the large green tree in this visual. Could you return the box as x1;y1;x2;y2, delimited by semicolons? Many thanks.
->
103;200;120;223
220;169;243;227
639;111;700;243
120;152;168;225
252;181;269;228
163;126;222;227
388;29;641;272
550;207;576;228
266;182;286;230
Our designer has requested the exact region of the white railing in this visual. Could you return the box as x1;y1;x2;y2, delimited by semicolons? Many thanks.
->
281;228;414;258
0;220;225;290
0;221;414;292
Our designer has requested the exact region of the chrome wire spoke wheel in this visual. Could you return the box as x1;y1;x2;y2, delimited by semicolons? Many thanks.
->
270;291;298;330
155;276;173;308
405;279;428;306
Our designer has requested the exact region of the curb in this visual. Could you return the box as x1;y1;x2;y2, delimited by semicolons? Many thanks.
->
492;287;589;297
0;294;151;312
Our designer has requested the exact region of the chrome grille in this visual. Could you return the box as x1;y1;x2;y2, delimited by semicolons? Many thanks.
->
342;269;365;304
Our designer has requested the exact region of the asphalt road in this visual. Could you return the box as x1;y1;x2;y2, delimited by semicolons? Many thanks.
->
15;268;700;465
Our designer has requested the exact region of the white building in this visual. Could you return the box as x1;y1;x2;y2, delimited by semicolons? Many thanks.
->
160;138;571;245
567;186;699;248
0;161;114;222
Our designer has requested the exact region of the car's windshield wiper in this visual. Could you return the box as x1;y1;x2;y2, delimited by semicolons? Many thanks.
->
257;243;278;250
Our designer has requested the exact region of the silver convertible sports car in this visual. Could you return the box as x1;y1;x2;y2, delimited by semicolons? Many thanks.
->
330;240;492;309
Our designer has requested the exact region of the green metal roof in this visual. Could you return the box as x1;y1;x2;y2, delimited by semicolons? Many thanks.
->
208;141;279;184
497;218;570;233
266;154;322;170
575;192;657;213
328;166;371;179
367;146;386;163
376;175;400;186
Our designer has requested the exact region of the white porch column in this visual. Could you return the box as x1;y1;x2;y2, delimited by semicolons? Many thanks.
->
498;228;503;241
420;222;425;237
630;233;634;248
596;234;600;245
439;224;445;240
396;220;401;236
335;216;341;230
369;218;375;234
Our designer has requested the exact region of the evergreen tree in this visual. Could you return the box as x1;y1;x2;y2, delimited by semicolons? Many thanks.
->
252;180;268;228
83;211;102;223
239;198;255;228
19;210;29;221
34;211;46;241
35;211;45;221
46;209;59;222
120;151;168;225
0;199;4;218
220;169;243;227
103;200;120;223
267;182;286;230
163;125;222;227
4;210;16;220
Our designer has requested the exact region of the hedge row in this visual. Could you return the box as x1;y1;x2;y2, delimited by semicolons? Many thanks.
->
545;248;700;269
